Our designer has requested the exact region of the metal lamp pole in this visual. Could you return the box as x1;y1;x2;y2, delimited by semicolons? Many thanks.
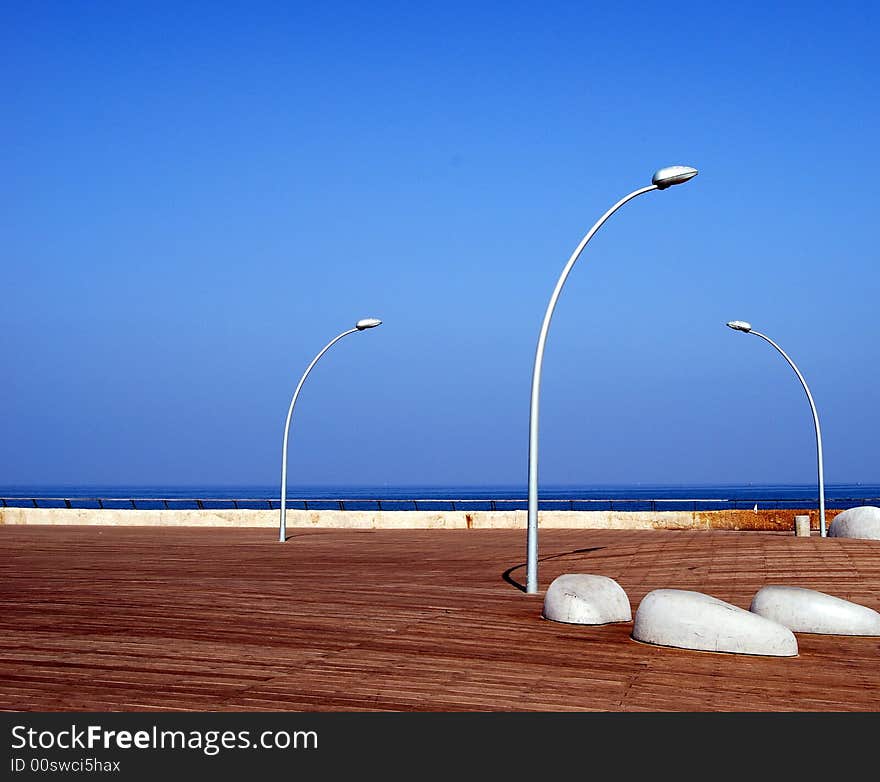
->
279;318;382;542
726;320;826;536
526;165;699;594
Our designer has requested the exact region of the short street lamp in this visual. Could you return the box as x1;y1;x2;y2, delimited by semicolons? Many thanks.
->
726;320;826;537
279;318;382;542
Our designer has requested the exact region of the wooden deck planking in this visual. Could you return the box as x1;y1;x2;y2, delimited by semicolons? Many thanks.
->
1;526;879;711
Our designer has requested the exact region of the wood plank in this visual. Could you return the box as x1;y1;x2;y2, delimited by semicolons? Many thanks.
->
1;526;879;711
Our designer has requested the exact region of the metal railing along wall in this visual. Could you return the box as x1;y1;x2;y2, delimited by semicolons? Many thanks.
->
1;496;877;512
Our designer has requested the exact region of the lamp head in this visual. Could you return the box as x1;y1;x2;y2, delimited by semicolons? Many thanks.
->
652;165;699;189
726;320;753;333
356;318;382;330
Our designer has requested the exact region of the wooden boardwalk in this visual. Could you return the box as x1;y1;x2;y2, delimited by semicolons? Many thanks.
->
2;526;879;712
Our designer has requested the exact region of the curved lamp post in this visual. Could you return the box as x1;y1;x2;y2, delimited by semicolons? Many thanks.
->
726;320;826;537
526;165;699;594
279;318;382;542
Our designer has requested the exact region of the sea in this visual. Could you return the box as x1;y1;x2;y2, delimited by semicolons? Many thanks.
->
1;483;879;512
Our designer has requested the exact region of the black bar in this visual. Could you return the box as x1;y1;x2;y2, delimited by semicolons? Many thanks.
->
0;711;843;777
64;499;72;509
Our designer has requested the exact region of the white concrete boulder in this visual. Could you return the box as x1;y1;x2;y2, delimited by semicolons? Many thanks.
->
750;585;880;635
828;506;880;540
632;588;798;656
542;574;632;625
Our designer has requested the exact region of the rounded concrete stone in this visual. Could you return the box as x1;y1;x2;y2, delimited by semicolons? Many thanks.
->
750;585;880;636
828;506;880;540
542;574;632;625
632;588;798;656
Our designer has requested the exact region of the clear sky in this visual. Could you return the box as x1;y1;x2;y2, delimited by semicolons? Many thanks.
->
2;1;878;490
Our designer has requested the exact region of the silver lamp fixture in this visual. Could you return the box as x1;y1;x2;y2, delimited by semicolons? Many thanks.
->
525;166;699;594
726;320;826;536
279;319;383;542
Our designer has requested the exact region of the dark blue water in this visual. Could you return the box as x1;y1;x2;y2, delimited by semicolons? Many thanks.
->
2;484;878;512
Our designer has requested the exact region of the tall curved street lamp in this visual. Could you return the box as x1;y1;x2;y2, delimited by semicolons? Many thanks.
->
526;165;699;594
279;318;382;542
726;320;826;537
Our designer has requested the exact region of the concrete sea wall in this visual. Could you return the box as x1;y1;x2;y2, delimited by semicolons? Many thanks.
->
0;506;839;531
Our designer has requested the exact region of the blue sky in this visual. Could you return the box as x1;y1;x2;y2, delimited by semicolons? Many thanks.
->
2;1;878;490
